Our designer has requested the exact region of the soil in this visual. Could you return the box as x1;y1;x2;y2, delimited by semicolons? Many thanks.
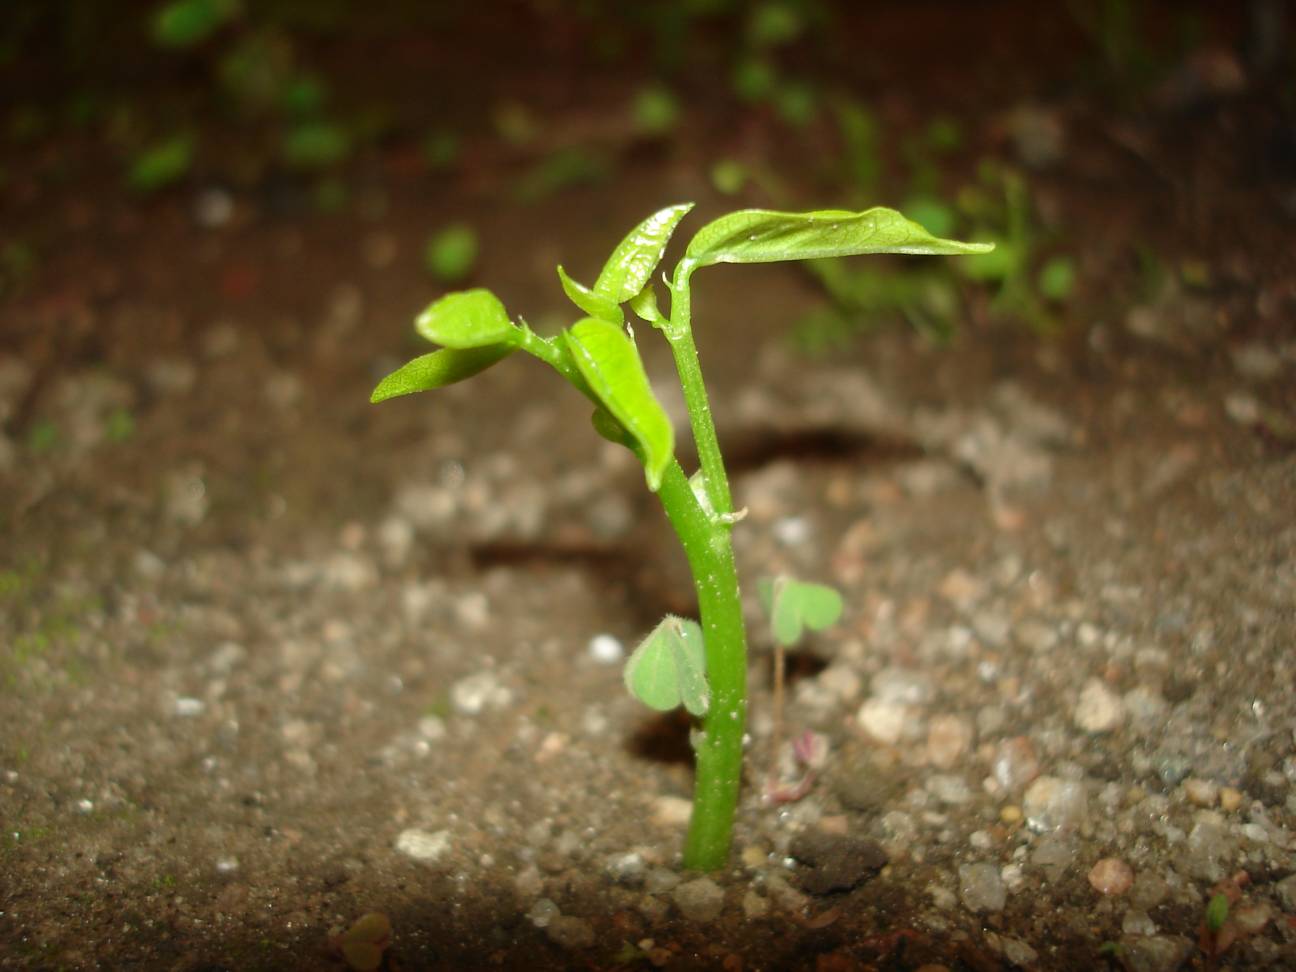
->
2;3;1295;970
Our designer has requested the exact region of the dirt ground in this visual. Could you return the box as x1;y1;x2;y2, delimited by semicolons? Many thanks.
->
2;3;1295;970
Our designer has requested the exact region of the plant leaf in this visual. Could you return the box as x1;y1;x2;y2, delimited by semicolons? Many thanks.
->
684;206;993;268
589;407;634;449
563;318;673;491
557;266;622;323
593;203;695;303
414;289;518;349
370;345;514;402
626;284;663;324
760;576;844;647
339;912;391;972
624;616;708;716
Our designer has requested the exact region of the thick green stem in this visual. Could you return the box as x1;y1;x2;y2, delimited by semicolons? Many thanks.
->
655;261;748;871
654;462;747;871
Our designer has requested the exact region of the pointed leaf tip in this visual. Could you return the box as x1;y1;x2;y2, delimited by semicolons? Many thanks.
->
594;203;695;303
370;345;514;402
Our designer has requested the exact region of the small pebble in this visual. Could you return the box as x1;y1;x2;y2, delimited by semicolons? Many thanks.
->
1074;678;1124;733
958;862;1006;913
528;898;559;928
926;715;973;769
214;856;239;874
606;852;646;887
451;671;512;715
394;828;451;864
174;697;205;717
546;915;595;949
742;889;769;919
1088;857;1134;895
992;737;1041;792
651;796;692;828
856;699;910;745
1023;776;1089;833
1183;777;1219;807
1219;787;1244;812
672;877;725;922
587;633;624;665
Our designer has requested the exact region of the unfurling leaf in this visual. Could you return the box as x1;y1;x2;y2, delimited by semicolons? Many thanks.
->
626;284;663;324
415;289;518;349
563;318;673;491
684;206;993;268
594;202;694;302
757;576;844;647
624;615;709;716
370;345;514;402
557;266;622;323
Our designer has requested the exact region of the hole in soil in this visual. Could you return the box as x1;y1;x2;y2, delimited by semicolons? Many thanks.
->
626;709;693;767
722;426;923;474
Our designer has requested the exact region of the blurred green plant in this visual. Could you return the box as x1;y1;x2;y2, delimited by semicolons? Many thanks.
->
151;0;239;48
632;83;681;136
0;241;38;298
127;133;196;192
423;224;479;284
514;147;610;202
956;162;1075;330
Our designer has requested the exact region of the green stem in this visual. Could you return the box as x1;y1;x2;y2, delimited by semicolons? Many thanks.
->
657;262;748;871
654;461;747;871
667;261;734;517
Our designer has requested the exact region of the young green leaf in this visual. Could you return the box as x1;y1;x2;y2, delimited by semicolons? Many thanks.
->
557;266;622;324
624;615;709;716
370;345;514;402
589;407;635;449
414;289;518;349
626;284;663;324
563;318;673;491
757;576;844;647
1205;892;1230;933
684;206;993;268
593;202;695;303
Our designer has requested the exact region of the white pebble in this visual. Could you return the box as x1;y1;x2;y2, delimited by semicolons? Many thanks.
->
451;671;513;715
857;699;910;745
958;862;1006;913
395;827;451;863
926;715;973;769
1074;679;1124;733
174;697;205;717
1023;776;1089;833
587;633;624;664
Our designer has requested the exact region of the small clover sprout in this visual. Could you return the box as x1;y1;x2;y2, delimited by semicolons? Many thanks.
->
757;575;843;801
624;616;708;717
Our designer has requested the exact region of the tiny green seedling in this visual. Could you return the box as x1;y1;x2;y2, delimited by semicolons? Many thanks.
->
757;576;843;800
372;203;989;869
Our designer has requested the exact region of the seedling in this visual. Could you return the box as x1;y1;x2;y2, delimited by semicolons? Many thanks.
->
757;576;842;800
371;203;989;869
